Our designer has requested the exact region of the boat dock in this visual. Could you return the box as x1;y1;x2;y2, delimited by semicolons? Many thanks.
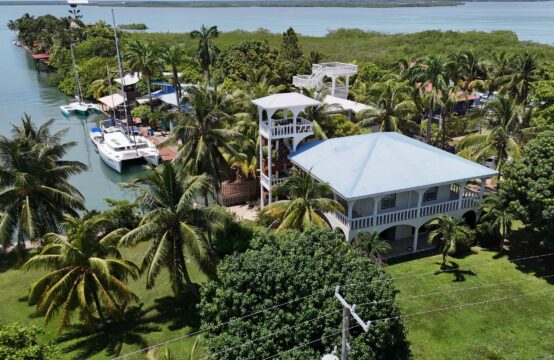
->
139;127;177;162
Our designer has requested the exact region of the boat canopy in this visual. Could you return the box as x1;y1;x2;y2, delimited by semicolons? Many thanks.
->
98;93;125;109
91;127;102;133
114;72;141;86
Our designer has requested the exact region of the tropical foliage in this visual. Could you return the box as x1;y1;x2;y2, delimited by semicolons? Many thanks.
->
427;215;474;267
259;169;344;232
23;215;139;333
0;115;86;251
119;163;231;297
200;227;410;359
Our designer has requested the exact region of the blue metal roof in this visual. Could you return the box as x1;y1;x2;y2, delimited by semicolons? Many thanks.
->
289;132;498;200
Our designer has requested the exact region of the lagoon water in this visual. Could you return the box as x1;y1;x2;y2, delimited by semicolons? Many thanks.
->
0;1;553;209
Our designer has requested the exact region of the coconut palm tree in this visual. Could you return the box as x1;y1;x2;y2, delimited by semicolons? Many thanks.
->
126;40;162;109
357;79;417;133
23;215;139;333
427;215;474;268
190;25;220;84
410;56;450;142
260;169;344;232
501;52;540;105
299;87;340;139
161;86;243;203
0;115;86;251
354;231;391;263
160;44;187;109
457;95;523;171
480;193;515;252
119;163;230;298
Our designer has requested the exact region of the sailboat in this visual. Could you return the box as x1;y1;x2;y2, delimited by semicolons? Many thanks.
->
93;10;160;173
60;43;99;116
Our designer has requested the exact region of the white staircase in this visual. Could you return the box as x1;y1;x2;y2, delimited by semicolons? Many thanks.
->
293;62;358;99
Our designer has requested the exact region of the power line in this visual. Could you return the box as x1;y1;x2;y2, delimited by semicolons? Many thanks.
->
200;273;554;359
112;252;554;359
262;287;554;359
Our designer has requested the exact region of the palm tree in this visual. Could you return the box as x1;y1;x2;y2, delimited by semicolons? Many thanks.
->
354;231;391;263
161;86;243;203
259;169;344;232
480;193;515;252
126;40;162;109
300;87;340;139
357;79;417;133
457;95;523;171
119;163;230;298
23;215;139;333
0;115;86;251
160;44;187;109
410;56;450;142
190;25;220;84
501;52;540;105
427;215;474;268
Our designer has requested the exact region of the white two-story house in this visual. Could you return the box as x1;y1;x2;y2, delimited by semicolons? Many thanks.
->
289;132;498;256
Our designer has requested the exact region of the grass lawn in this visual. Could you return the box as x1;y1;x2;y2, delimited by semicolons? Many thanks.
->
388;238;554;359
0;241;208;359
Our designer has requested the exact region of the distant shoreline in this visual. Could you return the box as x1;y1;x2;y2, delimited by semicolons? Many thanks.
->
1;0;551;8
0;0;463;8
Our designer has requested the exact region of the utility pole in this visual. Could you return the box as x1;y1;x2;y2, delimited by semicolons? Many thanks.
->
335;286;372;360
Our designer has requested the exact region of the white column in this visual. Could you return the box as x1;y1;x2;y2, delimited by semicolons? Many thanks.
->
412;226;419;253
259;134;264;207
480;178;486;198
458;182;466;210
347;201;353;220
416;190;424;217
372;196;381;226
345;76;350;95
331;76;336;96
268;138;272;204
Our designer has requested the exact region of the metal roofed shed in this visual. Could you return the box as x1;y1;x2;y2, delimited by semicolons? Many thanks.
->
323;95;373;114
289;132;498;200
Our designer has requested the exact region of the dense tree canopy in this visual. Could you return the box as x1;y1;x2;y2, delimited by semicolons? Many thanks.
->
500;130;554;248
200;227;410;359
0;323;58;360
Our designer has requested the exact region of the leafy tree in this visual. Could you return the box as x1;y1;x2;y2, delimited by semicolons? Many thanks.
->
457;95;523;170
162;86;243;202
120;163;231;297
353;231;391;263
410;56;450;142
190;25;220;84
0;323;58;360
23;215;139;333
427;215;474;268
299;87;338;139
500;52;540;105
126;40;162;108
357;79;417;133
479;193;515;252
160;44;187;109
280;27;303;62
500;130;554;248
0;115;86;252
259;169;344;232
102;198;141;231
200;227;410;359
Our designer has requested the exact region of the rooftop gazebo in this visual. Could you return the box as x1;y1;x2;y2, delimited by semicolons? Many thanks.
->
251;92;321;205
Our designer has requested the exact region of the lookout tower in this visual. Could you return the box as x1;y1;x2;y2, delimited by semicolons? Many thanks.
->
252;93;321;206
293;62;358;99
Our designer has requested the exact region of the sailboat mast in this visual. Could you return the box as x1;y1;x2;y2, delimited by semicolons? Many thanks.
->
70;43;84;103
111;10;130;132
106;65;116;119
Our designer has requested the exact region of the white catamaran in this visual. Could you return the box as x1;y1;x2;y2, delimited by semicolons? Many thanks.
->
91;10;160;173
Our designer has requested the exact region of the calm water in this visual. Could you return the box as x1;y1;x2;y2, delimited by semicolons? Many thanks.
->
1;2;553;209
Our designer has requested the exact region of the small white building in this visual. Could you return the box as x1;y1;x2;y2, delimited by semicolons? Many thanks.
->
289;132;498;256
293;62;358;99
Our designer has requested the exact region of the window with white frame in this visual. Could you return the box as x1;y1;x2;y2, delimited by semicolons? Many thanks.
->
423;186;438;202
381;194;396;209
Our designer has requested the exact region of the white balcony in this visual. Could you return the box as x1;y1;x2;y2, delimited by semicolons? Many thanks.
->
260;173;288;190
328;188;483;232
259;117;313;139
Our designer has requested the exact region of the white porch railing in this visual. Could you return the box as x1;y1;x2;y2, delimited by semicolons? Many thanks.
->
259;118;313;138
420;199;459;217
351;215;373;230
461;197;481;209
375;208;419;226
261;174;288;189
334;211;350;227
260;173;270;189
